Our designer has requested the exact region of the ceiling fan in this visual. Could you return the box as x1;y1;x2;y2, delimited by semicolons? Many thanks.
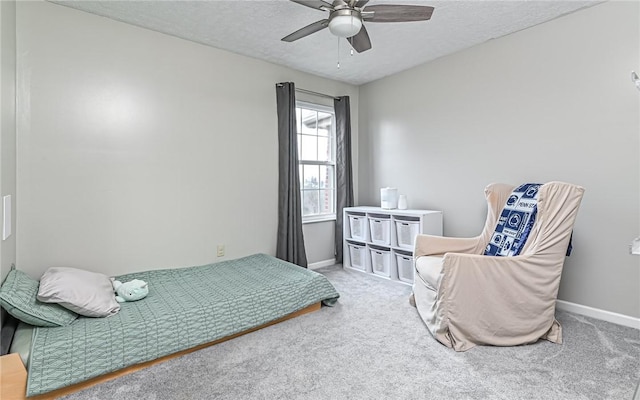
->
281;0;435;53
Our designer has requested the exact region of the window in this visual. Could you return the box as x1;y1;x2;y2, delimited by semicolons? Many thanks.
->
296;101;336;222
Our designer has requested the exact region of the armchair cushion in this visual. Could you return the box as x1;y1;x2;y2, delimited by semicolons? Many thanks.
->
415;256;444;291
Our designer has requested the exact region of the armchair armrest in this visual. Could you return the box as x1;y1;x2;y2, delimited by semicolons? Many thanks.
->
414;234;483;257
439;253;563;350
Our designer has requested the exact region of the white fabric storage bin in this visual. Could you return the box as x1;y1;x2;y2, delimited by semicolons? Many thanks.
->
369;246;391;278
395;251;414;283
395;219;420;249
368;215;391;245
347;242;366;271
348;214;367;241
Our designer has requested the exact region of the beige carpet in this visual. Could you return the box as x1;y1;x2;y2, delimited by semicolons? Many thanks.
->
62;264;640;400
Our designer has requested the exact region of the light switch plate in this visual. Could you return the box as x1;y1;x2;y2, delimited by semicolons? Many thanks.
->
631;237;640;255
3;195;11;240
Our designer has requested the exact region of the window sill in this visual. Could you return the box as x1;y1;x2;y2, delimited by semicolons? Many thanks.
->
302;215;336;224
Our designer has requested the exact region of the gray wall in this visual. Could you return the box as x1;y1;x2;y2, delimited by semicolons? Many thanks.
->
359;1;639;318
15;1;356;277
302;220;336;267
0;0;17;283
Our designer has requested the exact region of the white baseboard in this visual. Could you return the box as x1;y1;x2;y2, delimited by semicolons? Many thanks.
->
308;258;337;270
307;261;640;329
556;300;640;330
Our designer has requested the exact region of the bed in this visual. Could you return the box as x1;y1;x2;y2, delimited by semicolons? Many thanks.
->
0;253;339;398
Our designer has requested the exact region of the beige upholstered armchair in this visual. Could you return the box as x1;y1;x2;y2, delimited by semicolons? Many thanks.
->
411;181;585;351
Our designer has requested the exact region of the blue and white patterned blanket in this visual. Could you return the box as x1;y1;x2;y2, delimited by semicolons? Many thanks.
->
484;183;541;257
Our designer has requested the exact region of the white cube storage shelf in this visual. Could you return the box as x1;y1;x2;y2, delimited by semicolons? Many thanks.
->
343;207;443;285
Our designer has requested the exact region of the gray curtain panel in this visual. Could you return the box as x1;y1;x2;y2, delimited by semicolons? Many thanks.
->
334;96;354;264
275;82;308;268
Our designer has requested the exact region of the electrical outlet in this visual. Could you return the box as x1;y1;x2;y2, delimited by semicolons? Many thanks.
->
217;244;225;258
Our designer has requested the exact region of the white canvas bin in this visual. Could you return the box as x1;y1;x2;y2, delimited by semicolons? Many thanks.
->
396;219;420;249
347;242;366;271
368;215;391;245
395;251;414;283
348;214;367;241
369;246;391;278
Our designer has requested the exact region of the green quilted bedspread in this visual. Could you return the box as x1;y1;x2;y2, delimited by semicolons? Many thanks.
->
26;253;339;396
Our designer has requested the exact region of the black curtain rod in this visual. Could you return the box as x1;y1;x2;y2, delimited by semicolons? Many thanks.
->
276;83;341;100
296;88;340;101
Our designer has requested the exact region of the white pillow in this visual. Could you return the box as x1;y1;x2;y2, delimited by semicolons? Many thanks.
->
37;267;120;317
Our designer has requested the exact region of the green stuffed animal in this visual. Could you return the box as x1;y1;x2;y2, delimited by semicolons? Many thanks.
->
112;279;149;303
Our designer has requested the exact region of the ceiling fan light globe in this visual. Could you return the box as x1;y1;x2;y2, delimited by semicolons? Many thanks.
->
328;15;362;37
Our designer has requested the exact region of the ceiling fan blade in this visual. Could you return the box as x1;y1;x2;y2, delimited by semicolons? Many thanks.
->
281;19;330;42
353;0;370;8
363;5;435;22
347;25;372;53
289;0;334;11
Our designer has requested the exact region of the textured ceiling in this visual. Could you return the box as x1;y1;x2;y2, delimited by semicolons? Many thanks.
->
51;0;602;86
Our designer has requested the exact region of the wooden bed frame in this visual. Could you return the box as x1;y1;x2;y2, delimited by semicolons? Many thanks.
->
0;302;321;400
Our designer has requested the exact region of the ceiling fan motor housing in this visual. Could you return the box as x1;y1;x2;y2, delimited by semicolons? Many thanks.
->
328;8;363;37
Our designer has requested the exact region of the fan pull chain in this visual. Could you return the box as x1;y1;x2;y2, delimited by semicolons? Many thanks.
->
350;14;355;56
337;37;341;69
